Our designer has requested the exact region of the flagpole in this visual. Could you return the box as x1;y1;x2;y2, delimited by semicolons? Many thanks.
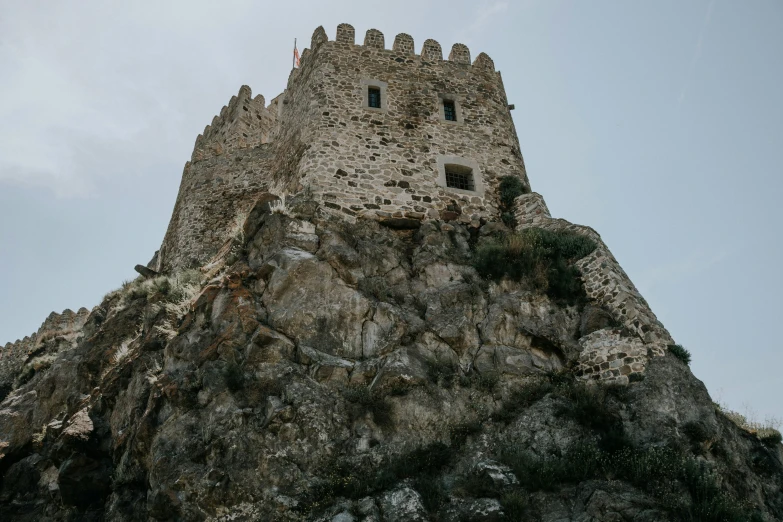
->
293;38;297;69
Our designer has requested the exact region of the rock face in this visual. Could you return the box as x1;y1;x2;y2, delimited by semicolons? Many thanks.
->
0;198;781;521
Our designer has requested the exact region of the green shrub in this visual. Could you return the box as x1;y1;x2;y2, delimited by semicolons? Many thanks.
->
498;176;526;227
668;344;692;366
500;492;528;520
759;430;782;447
499;441;603;491
223;362;244;392
473;228;596;304
683;421;710;443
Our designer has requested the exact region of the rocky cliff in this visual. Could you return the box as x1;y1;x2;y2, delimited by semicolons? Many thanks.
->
1;195;781;521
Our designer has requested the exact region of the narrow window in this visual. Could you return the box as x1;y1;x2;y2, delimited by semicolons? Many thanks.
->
368;87;381;109
445;164;475;191
443;100;456;121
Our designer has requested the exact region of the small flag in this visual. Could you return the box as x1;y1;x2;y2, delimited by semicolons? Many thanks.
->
293;39;300;68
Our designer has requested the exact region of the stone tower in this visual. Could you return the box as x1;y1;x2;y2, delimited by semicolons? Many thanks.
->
157;24;529;273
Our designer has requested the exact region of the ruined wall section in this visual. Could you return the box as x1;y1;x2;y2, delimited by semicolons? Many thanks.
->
283;25;529;224
514;194;673;384
191;85;277;162
158;85;278;273
0;308;90;391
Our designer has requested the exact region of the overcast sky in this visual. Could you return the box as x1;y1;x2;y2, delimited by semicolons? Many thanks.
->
1;0;781;423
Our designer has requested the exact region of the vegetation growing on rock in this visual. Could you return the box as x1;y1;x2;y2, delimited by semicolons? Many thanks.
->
0;199;780;521
473;227;597;303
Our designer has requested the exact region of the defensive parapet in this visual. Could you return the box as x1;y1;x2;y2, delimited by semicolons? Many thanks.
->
191;85;278;162
0;308;90;392
514;193;674;385
158;23;530;272
156;86;277;272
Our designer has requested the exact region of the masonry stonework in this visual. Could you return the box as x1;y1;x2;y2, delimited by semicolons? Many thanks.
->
151;23;674;384
158;24;529;272
514;199;673;384
0;308;89;389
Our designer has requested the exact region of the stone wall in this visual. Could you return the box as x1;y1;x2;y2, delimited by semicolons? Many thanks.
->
159;24;531;271
282;24;529;224
157;85;278;272
0;308;90;390
158;144;274;272
513;192;551;227
191;85;277;162
514;194;672;384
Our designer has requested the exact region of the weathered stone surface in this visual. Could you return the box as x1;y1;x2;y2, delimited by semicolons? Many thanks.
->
380;486;428;521
262;248;371;359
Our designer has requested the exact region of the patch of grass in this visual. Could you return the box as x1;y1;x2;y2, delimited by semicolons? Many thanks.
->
473;228;596;304
492;377;558;423
497;436;765;522
500;492;528;520
668;344;692;366
759;430;782;448
472;372;500;393
0;383;11;403
555;382;629;452
499;441;603;491
298;441;457;515
679;458;762;522
459;471;501;498
449;420;484;447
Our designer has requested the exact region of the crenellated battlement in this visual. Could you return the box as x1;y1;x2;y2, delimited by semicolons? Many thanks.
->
158;23;525;272
191;85;278;163
300;24;496;72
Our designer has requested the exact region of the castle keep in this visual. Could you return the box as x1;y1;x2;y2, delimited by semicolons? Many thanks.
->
150;24;674;385
157;24;528;273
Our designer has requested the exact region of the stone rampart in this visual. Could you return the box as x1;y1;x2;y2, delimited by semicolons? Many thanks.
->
192;85;278;162
158;144;274;272
514;194;672;384
0;308;90;391
158;84;282;272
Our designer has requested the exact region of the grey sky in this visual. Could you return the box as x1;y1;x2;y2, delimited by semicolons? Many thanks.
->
1;0;781;422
